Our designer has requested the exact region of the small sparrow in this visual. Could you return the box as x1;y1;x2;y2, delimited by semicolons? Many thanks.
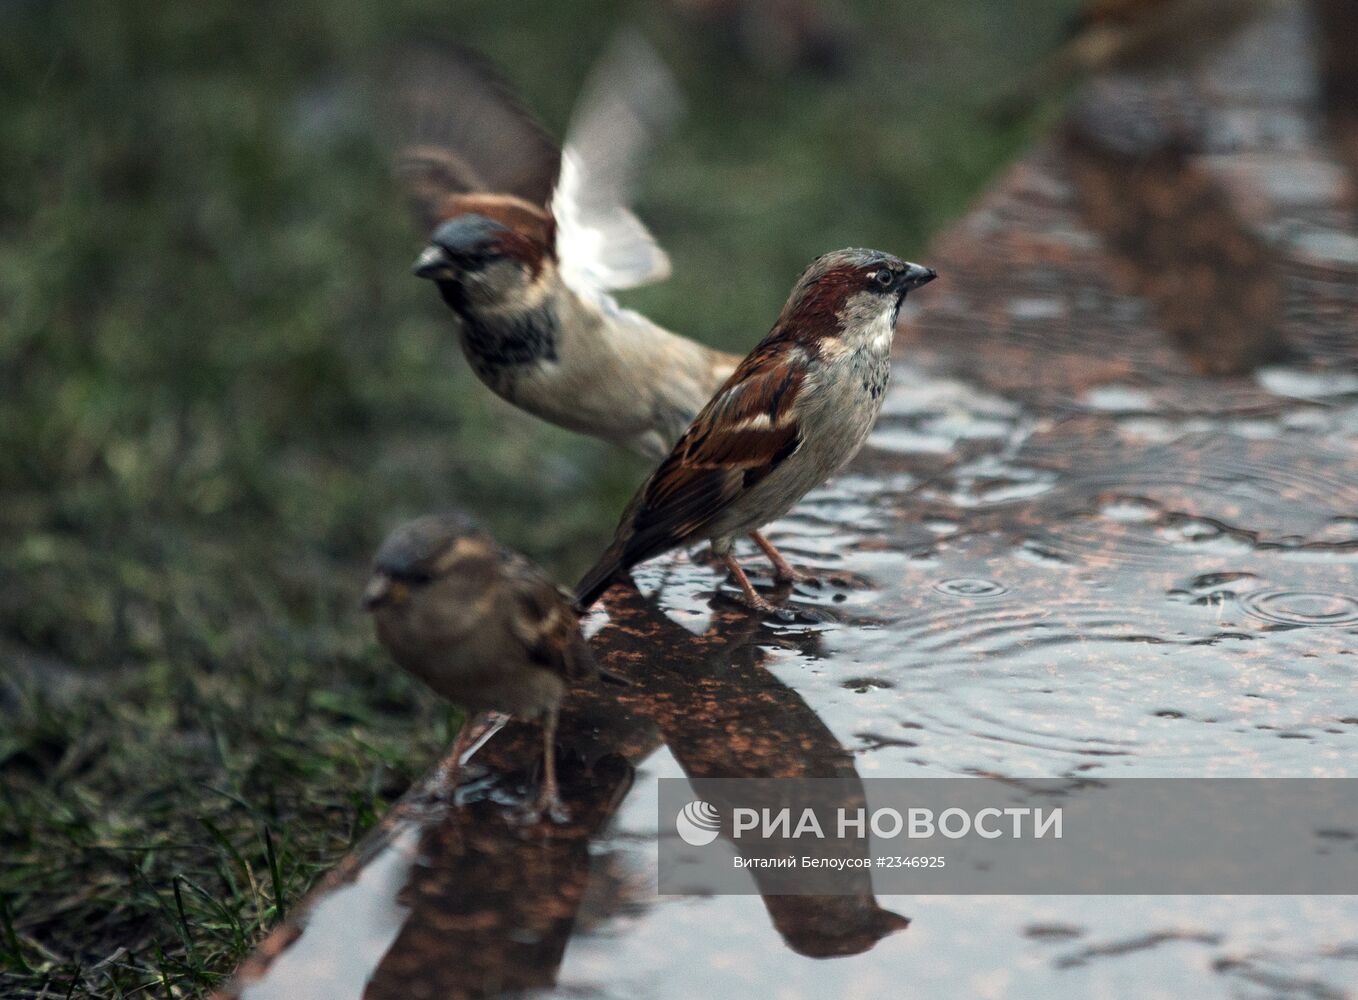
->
574;249;936;614
392;35;739;459
362;513;596;816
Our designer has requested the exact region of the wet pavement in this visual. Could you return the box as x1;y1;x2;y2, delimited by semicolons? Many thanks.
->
220;5;1358;998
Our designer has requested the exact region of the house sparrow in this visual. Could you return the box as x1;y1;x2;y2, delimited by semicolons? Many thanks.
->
392;35;739;459
362;513;596;816
574;249;935;614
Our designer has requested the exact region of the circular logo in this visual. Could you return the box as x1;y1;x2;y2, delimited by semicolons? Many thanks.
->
675;800;721;847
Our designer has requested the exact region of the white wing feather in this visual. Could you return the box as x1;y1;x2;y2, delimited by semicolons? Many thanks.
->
552;32;682;298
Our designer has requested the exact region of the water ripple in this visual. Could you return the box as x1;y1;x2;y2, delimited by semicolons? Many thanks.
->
1238;589;1358;628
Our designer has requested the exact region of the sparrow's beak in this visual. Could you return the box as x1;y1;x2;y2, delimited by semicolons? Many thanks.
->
901;263;938;291
414;214;510;279
412;244;457;281
361;573;408;611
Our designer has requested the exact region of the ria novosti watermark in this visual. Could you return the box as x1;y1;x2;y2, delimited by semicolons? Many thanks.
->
657;778;1358;895
725;802;1062;842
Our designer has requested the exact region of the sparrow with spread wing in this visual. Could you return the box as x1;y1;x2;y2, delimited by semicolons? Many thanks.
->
575;249;935;614
392;34;739;459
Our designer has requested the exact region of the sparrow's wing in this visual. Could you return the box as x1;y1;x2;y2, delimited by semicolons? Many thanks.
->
552;31;681;298
503;553;597;682
574;339;808;606
388;46;562;232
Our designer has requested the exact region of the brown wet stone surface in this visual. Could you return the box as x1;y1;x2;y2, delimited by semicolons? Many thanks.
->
220;6;1358;999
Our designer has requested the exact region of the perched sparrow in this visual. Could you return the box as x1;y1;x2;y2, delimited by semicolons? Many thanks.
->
363;513;596;816
392;35;739;459
574;249;936;614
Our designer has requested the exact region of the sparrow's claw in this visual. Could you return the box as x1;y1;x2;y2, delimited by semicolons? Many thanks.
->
739;591;786;615
717;553;791;618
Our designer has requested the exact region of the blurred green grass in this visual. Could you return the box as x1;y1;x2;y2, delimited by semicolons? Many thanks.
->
0;0;1073;994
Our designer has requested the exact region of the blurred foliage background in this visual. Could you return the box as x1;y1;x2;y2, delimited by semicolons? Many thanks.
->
0;0;1075;994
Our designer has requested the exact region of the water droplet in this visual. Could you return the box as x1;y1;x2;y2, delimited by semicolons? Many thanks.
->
934;578;1008;598
1238;590;1358;628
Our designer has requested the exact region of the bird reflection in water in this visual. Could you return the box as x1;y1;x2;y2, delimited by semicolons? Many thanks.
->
221;584;906;1000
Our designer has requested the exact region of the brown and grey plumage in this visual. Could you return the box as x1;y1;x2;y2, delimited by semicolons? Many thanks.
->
363;512;594;816
575;249;936;614
389;35;739;459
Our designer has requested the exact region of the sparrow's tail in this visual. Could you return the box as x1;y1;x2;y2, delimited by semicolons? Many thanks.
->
574;543;628;611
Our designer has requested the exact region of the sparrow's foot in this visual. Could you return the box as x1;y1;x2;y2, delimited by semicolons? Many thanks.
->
719;553;789;618
736;590;792;617
749;531;820;586
527;713;569;823
716;588;797;622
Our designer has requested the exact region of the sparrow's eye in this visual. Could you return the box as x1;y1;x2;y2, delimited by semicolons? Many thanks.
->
873;270;895;289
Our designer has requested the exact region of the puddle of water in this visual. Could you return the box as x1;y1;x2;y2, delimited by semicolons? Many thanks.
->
239;823;420;1000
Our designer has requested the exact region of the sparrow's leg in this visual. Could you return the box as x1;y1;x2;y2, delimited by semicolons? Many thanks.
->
750;531;819;585
719;552;783;614
535;706;568;821
437;711;486;793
